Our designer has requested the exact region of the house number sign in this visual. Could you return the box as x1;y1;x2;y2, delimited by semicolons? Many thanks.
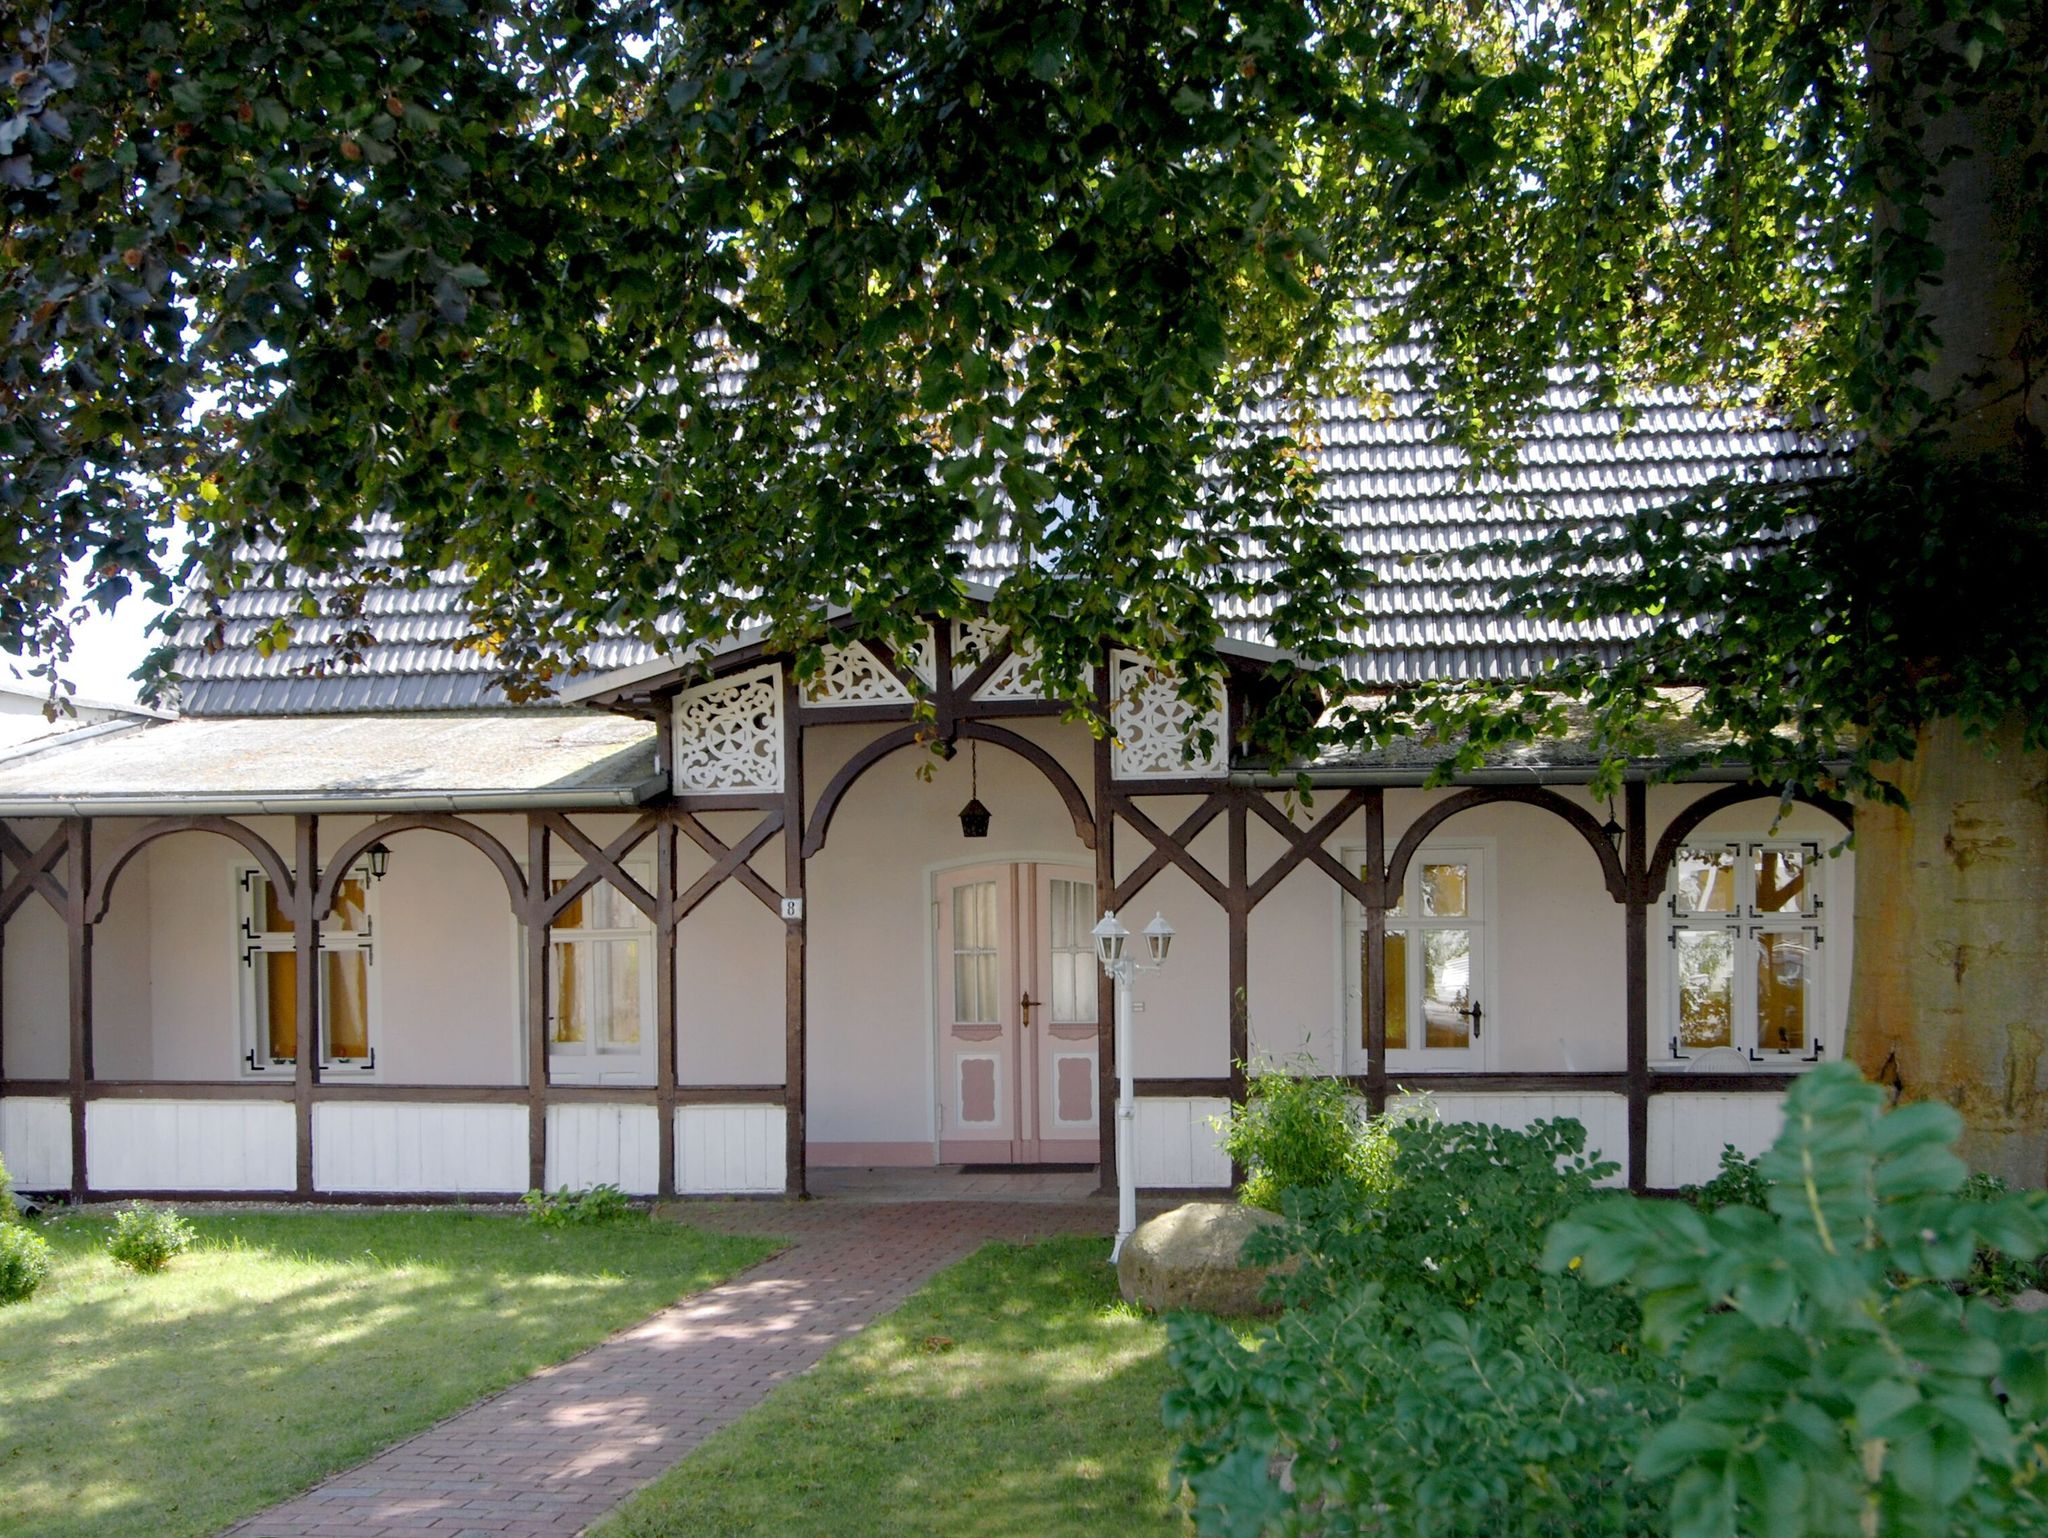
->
781;898;804;921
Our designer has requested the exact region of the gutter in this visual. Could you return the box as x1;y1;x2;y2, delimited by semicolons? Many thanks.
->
0;772;670;819
1232;763;1840;789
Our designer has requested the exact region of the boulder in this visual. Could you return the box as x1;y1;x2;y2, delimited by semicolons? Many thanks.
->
1117;1201;1291;1316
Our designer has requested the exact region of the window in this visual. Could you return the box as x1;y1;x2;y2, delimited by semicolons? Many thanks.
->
238;865;378;1075
1345;841;1491;1071
546;874;655;1084
1045;876;1097;1027
1665;841;1826;1062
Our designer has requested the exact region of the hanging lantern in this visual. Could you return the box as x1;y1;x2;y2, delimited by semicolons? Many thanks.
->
958;740;991;838
1601;795;1624;852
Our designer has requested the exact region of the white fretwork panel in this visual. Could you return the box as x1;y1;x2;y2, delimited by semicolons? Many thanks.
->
546;1104;660;1195
1109;650;1228;779
804;642;915;707
313;1103;526;1194
1393;1091;1629;1188
1133;1096;1232;1188
672;664;784;794
86;1100;295;1192
676;1105;785;1194
1648;1092;1788;1189
0;1097;71;1191
951;619;1042;701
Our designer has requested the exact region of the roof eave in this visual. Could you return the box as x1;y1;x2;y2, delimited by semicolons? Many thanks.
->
0;774;669;819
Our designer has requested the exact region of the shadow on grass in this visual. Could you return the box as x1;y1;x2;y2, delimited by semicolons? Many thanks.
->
599;1235;1192;1538
0;1211;779;1538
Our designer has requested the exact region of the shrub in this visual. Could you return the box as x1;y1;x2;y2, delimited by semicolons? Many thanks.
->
521;1183;638;1227
0;1221;51;1304
1215;1058;1393;1211
1681;1142;1769;1212
1169;1114;1656;1537
0;1151;15;1223
106;1202;196;1273
1550;1063;2048;1538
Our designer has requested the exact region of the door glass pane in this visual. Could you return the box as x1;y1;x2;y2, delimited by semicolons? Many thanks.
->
1755;849;1813;915
324;952;371;1059
263;952;297;1060
329;876;370;933
1420;929;1473;1048
1420;863;1468;917
1675;928;1735;1049
1756;930;1813;1053
551;940;586;1045
553;882;587;931
952;882;998;1024
1382;930;1408;1050
1048;878;1096;1025
1674;848;1738;914
596;939;642;1050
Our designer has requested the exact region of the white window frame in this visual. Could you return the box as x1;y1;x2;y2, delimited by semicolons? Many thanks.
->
235;862;382;1078
1661;839;1828;1066
535;861;658;1086
1342;838;1495;1074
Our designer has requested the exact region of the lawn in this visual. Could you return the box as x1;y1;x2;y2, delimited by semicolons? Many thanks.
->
0;1208;780;1538
598;1234;1190;1538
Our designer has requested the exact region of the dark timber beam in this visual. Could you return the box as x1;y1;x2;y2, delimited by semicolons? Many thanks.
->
64;817;91;1203
525;817;550;1193
781;667;809;1198
1093;663;1118;1197
292;816;319;1199
655;813;679;1200
1625;781;1651;1192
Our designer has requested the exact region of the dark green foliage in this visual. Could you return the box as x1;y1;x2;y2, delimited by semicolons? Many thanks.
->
521;1183;639;1228
1549;1063;2048;1538
1215;1060;1392;1212
0;1151;15;1223
1167;1114;1660;1536
1683;1143;1772;1214
1958;1171;2048;1300
0;1219;52;1303
104;1200;195;1273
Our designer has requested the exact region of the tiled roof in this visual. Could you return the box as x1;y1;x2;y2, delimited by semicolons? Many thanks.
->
170;374;1829;714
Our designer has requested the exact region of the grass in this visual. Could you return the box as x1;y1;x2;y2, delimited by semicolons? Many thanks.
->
0;1208;780;1538
598;1234;1190;1538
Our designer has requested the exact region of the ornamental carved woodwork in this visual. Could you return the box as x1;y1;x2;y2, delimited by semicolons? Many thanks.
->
671;665;784;793
1109;649;1228;779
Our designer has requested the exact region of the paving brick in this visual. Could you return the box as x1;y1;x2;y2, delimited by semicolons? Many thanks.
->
225;1193;1118;1538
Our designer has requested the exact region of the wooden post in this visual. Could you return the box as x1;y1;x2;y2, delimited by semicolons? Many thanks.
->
292;815;319;1199
1624;780;1650;1191
781;668;808;1197
64;817;90;1203
1226;791;1250;1188
655;811;678;1200
526;817;550;1193
1093;664;1118;1196
1363;790;1387;1115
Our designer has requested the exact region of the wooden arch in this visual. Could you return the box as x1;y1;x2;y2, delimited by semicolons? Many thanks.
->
1645;783;1855;901
802;720;1097;859
89;816;297;925
1384;785;1630;904
316;814;529;919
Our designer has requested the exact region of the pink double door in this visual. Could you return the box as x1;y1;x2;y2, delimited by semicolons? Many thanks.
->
934;862;1101;1165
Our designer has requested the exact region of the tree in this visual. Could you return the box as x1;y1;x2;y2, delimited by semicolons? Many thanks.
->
4;5;2044;1168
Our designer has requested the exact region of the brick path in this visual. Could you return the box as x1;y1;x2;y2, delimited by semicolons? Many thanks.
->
228;1196;1117;1538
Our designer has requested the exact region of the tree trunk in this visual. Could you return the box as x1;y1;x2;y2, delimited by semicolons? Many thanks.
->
1848;717;2048;1184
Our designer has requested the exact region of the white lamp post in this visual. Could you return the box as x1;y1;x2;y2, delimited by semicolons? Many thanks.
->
1094;907;1175;1262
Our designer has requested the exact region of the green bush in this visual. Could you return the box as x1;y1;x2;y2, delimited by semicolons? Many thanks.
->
1169;1114;1656;1537
0;1151;15;1223
1682;1142;1770;1212
106;1202;196;1274
1215;1058;1393;1211
1550;1063;2048;1538
521;1183;638;1227
0;1221;51;1304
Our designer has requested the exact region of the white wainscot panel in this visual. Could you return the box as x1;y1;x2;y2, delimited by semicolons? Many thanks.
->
676;1105;785;1195
86;1100;295;1192
0;1097;72;1191
1395;1092;1631;1188
1133;1097;1231;1189
313;1103;527;1194
546;1104;659;1196
1648;1092;1788;1189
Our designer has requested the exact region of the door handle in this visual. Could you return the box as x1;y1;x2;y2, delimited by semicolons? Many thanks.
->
1020;994;1040;1028
1456;1000;1483;1038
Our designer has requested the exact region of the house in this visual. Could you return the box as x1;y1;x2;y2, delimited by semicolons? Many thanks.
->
0;383;1852;1203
